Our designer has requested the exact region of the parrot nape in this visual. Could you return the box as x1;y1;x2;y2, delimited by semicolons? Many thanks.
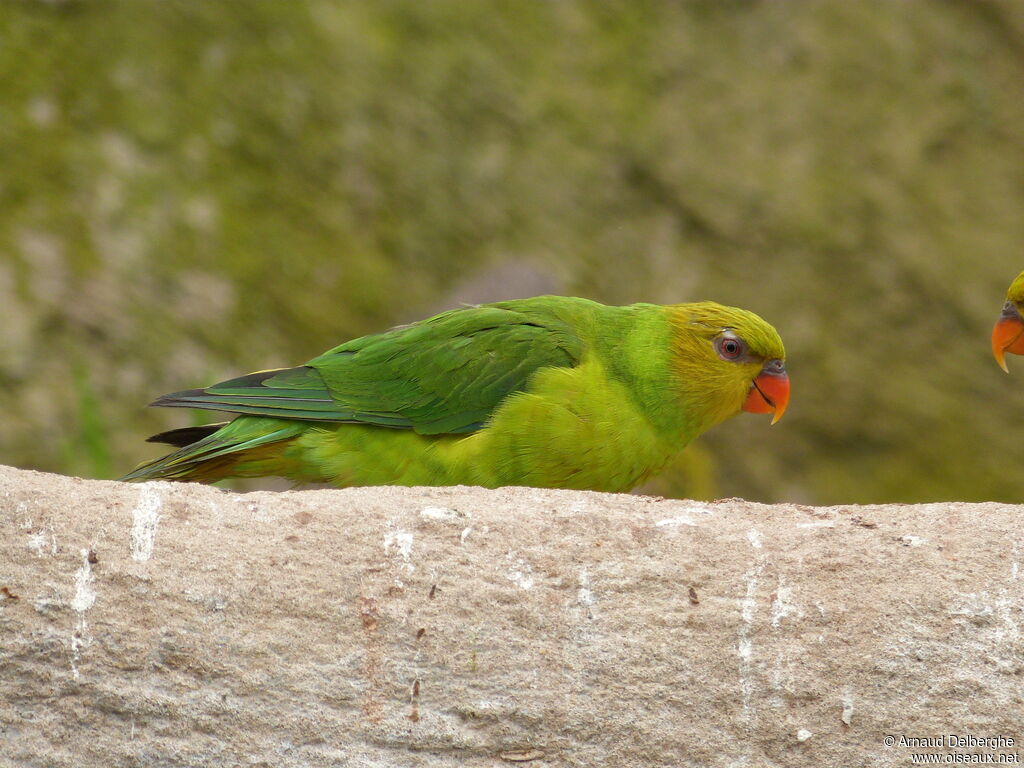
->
122;296;789;493
993;271;1024;372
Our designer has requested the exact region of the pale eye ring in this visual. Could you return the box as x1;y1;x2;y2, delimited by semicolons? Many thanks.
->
715;335;745;361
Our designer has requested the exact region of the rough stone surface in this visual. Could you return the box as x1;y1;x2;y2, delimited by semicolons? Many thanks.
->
1;464;1022;767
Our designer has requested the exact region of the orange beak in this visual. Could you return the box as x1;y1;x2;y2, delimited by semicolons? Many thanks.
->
992;303;1024;373
743;361;790;425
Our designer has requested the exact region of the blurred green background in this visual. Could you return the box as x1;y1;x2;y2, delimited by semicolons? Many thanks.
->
2;0;1024;504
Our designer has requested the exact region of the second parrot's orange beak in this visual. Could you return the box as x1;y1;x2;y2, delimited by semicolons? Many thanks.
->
992;302;1024;373
743;360;790;425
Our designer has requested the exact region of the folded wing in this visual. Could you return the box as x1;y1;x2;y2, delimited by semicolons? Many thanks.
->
151;304;584;435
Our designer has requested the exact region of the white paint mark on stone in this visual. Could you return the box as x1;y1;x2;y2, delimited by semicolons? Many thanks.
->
771;578;799;629
841;691;855;726
27;529;56;557
655;515;698;528
384;529;415;574
796;728;813;742
70;549;96;680
654;503;716;529
1000;598;1021;642
897;534;927;547
506;553;534;590
419;505;465;522
71;549;96;613
383;518;415;586
796;520;834;529
738;527;765;729
577;568;596;619
130;485;164;562
738;637;753;663
69;636;85;680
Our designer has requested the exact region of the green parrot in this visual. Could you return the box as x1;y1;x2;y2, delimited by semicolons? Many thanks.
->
992;271;1024;372
122;296;789;492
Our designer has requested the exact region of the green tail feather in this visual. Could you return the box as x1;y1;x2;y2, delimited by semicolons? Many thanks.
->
121;417;307;482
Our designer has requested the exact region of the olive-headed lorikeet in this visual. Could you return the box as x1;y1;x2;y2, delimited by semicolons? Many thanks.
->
992;271;1024;372
122;296;789;492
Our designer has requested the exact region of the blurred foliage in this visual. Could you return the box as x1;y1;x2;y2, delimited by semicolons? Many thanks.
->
2;0;1024;503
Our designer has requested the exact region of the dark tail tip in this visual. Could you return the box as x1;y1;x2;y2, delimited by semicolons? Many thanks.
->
145;422;227;447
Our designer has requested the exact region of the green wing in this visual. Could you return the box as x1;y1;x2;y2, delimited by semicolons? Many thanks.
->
151;303;584;435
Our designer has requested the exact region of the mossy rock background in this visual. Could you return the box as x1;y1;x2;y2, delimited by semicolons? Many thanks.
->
2;0;1023;503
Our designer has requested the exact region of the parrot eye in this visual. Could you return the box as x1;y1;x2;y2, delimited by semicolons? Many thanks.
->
715;334;746;361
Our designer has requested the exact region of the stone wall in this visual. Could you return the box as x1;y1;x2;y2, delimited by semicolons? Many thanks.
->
1;464;1021;766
